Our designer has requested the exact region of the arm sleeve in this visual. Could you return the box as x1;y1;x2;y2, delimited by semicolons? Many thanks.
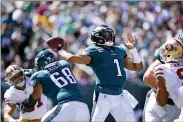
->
30;73;41;88
118;45;127;58
83;47;99;66
154;65;165;79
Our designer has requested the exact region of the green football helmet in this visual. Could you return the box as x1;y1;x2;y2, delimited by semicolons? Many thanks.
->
35;49;56;71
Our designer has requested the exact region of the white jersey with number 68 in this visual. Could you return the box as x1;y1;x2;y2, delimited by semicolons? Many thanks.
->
154;62;183;109
4;78;47;120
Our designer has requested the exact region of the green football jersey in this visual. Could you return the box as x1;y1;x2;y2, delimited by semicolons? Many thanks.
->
30;60;85;104
84;45;127;95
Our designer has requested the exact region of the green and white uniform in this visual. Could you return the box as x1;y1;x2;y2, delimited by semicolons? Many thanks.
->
31;60;90;122
85;45;137;122
85;45;127;95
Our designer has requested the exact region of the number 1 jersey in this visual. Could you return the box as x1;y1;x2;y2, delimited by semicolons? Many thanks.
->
30;60;85;104
84;45;127;95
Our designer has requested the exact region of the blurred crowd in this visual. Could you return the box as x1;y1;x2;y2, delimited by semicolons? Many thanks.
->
1;1;183;121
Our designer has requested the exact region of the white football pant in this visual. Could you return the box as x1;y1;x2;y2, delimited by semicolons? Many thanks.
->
144;91;180;122
41;101;90;122
92;90;138;122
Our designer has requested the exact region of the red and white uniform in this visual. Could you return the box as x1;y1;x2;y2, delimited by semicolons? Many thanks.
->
154;62;183;120
154;62;183;109
4;78;47;120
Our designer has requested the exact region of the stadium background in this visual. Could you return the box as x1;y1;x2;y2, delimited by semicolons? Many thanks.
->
1;1;183;122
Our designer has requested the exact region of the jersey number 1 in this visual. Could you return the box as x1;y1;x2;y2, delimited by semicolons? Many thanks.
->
114;59;122;76
50;67;77;88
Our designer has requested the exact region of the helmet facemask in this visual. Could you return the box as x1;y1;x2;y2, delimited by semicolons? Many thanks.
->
5;65;25;87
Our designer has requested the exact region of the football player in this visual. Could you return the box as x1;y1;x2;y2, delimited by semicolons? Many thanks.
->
154;38;183;121
4;65;47;122
143;32;183;121
21;49;90;122
48;25;143;121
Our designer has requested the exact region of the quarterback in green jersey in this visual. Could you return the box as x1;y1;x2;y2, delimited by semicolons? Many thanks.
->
48;25;143;122
20;49;90;122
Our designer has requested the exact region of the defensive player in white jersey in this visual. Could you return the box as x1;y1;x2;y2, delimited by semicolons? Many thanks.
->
4;65;47;122
154;38;183;121
143;33;183;122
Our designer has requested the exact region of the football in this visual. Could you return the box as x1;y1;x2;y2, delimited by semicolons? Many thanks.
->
47;37;66;51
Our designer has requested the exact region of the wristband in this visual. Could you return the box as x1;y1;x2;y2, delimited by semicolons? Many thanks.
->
58;50;73;60
129;48;142;63
27;95;38;108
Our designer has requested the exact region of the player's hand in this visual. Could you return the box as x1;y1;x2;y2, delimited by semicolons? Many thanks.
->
123;33;136;49
18;101;32;114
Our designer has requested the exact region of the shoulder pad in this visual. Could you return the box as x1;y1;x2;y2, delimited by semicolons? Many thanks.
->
117;45;127;50
58;60;69;66
4;88;17;104
85;46;100;51
30;70;48;87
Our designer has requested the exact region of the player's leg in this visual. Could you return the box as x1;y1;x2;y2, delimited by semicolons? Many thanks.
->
91;92;111;122
142;89;153;122
41;103;74;122
163;104;180;122
110;94;136;122
174;107;183;122
72;101;90;121
144;91;165;122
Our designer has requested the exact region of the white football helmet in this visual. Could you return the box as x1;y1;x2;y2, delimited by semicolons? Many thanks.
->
161;38;183;63
5;65;25;87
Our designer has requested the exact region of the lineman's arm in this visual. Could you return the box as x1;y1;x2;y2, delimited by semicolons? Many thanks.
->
58;50;92;65
4;103;17;122
31;83;43;101
22;83;43;110
143;59;161;89
155;72;168;106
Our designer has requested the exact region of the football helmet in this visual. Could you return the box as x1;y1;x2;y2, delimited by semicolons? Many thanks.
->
5;65;25;87
161;38;183;63
35;49;56;71
91;25;115;47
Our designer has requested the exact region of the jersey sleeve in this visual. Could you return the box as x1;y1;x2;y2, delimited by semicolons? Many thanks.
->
83;46;99;66
154;64;165;79
30;71;47;87
154;46;165;64
4;89;17;104
58;60;70;67
118;45;127;58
